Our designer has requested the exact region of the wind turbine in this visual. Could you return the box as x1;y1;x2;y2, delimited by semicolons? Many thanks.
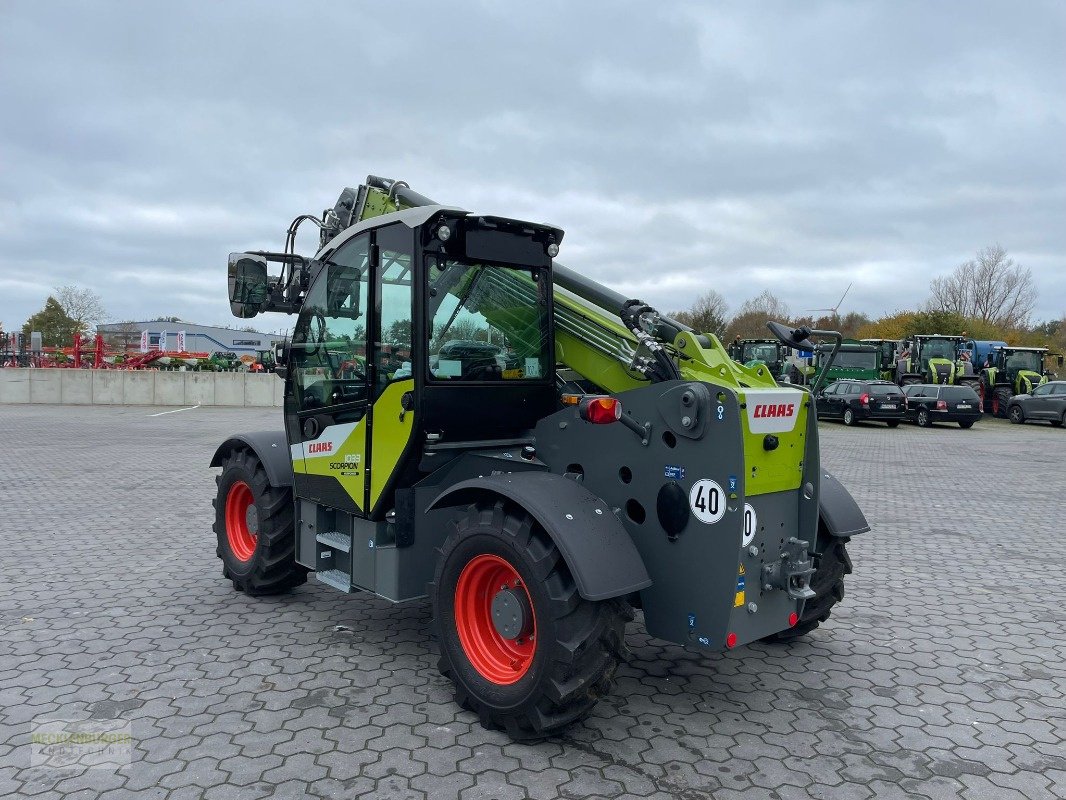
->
802;283;853;318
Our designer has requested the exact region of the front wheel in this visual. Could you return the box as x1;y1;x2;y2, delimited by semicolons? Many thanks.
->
886;420;900;428
431;501;631;739
993;387;1012;418
842;408;855;426
1009;405;1024;425
213;449;307;595
959;420;975;429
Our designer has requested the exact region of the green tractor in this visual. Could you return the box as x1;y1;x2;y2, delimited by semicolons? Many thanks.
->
211;175;869;738
726;337;788;382
894;334;979;391
788;340;879;385
860;338;900;382
981;346;1063;417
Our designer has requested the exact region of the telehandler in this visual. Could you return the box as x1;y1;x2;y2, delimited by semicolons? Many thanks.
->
212;175;869;738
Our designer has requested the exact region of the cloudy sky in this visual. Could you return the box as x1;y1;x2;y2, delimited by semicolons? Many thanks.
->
1;1;1063;334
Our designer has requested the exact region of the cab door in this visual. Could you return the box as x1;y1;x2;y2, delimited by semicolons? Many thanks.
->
288;233;372;515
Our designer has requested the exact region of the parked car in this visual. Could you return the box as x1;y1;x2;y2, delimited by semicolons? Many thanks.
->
902;384;981;429
1006;380;1066;427
816;379;906;427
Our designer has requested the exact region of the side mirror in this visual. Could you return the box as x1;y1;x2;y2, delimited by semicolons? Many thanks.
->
273;339;289;380
228;253;270;318
767;321;816;351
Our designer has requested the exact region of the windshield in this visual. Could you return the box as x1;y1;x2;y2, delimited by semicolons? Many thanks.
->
742;343;779;363
818;349;876;369
1003;351;1042;372
920;339;956;362
427;257;551;381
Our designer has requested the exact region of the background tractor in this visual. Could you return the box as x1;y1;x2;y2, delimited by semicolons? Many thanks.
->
860;338;900;381
788;340;879;386
981;346;1063;417
211;175;869;738
893;334;979;392
727;337;788;381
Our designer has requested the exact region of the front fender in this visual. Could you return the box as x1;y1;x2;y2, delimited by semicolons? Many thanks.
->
210;431;293;487
819;470;870;537
427;472;652;602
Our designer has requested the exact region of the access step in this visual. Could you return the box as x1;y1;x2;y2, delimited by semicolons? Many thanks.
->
314;569;352;593
316;531;351;553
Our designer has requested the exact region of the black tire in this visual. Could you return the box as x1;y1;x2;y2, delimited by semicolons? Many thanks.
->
886;420;900;428
842;408;855;426
213;449;307;595
993;387;1012;418
764;537;851;642
1008;405;1024;425
916;408;931;428
431;500;631;739
1053;412;1065;428
959;420;975;429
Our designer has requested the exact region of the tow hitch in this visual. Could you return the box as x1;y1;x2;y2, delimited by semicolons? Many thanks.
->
763;538;817;600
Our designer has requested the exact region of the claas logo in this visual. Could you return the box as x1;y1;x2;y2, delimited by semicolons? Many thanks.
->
752;403;796;419
308;442;333;454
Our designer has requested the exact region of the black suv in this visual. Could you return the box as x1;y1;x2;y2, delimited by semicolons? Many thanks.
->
817;379;906;427
902;384;981;429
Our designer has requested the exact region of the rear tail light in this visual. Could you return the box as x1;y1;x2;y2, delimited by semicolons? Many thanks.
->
579;396;622;424
860;393;870;405
936;400;948;410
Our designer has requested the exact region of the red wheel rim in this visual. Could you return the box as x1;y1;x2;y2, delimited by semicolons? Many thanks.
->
225;481;257;561
454;554;536;684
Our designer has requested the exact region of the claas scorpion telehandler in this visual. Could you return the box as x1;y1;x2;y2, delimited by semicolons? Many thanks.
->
211;175;869;738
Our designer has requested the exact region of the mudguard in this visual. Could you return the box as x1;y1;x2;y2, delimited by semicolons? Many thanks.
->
819;470;870;537
427;472;652;602
210;431;294;488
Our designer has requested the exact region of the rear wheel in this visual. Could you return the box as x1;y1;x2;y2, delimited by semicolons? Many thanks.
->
213;449;307;595
917;408;931;427
431;501;630;739
1008;405;1024;425
842;408;855;426
992;387;1012;418
764;537;851;642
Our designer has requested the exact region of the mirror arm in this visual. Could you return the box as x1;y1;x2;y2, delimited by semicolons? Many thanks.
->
808;329;843;395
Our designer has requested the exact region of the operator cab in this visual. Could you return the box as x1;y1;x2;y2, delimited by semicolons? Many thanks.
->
228;204;562;520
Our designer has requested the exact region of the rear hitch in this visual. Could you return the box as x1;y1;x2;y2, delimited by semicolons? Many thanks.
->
762;537;816;600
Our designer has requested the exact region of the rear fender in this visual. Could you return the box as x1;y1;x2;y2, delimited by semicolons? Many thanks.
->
426;473;652;602
210;431;293;487
819;470;870;538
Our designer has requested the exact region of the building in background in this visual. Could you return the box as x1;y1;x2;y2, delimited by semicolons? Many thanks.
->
96;321;285;362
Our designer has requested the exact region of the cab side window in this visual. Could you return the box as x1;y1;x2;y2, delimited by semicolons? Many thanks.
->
290;235;370;411
374;225;414;399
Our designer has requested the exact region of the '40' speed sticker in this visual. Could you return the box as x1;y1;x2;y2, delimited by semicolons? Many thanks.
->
689;479;726;524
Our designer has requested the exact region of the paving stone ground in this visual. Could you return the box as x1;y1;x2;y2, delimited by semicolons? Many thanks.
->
1;403;1064;800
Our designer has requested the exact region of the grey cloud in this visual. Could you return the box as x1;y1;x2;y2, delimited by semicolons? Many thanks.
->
0;0;1063;331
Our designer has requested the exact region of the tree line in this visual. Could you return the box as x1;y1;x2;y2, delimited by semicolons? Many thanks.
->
671;245;1064;354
